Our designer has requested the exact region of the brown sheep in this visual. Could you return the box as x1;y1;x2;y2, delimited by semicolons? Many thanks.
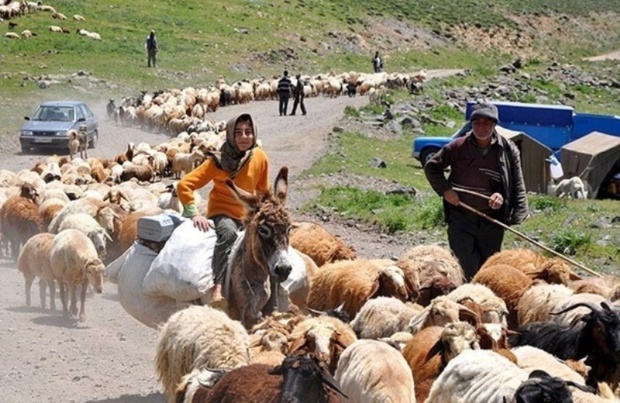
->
118;212;148;253
481;248;581;285
403;322;479;402
289;221;356;267
398;244;465;287
307;259;411;319
17;233;56;309
472;263;533;329
0;183;42;259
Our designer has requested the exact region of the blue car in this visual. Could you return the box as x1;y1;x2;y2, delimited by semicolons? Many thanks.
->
19;101;99;154
412;123;470;166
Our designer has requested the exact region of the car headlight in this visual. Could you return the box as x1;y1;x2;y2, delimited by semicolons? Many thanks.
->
21;130;33;136
56;131;67;136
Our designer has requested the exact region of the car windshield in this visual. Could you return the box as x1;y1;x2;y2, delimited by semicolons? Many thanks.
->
32;106;75;122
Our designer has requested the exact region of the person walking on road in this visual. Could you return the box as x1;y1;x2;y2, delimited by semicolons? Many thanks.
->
290;74;306;116
145;30;158;68
277;70;292;116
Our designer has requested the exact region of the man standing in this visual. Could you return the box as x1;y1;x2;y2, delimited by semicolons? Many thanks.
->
277;70;292;116
372;51;383;73
146;30;158;68
424;101;528;280
290;74;306;116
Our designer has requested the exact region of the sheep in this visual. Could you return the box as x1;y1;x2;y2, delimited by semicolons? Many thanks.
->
0;183;42;258
155;305;251;403
397;244;465;287
472;263;533;329
481;248;581;285
39;198;66;230
555;176;588;199
51;11;67;20
157;182;182;213
17;233;56;309
447;283;509;326
49;25;62;33
5;31;20;39
350;296;420;339
570;275;620;300
335;339;415;403
403;322;479;402
49;229;105;322
426;349;583;403
288;315;357;374
171;149;204;179
57;212;112;258
550;292;608;327
72;14;85;21
120;164;154;183
510;301;620;389
307;259;410;319
407;296;465;335
517;282;574;325
48;197;106;233
511;345;587;385
289;221;356;266
176;354;346;403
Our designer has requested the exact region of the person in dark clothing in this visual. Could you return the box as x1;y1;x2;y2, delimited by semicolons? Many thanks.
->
145;30;158;68
277;70;292;116
372;51;383;73
290;74;306;116
424;101;528;280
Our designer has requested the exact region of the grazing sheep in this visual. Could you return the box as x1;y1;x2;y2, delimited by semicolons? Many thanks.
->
5;31;20;39
403;322;479;402
426;350;583;403
17;233;56;309
155;305;251;403
0;183;42;258
289;221;356;266
335;339;415;403
307;259;410;319
350;296;420;339
73;14;85;21
49;229;105;321
555;176;588;199
472;263;533;329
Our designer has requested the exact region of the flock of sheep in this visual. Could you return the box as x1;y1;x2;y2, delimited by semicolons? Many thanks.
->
1;1;100;40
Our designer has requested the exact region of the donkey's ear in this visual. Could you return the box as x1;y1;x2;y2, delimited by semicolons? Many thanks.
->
225;179;258;210
274;167;288;205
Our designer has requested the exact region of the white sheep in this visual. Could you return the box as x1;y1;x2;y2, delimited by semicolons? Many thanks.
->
57;212;112;259
155;305;251;403
517;283;574;326
171;149;204;179
50;229;105;321
350;296;420;339
335;339;416;403
555;176;588;199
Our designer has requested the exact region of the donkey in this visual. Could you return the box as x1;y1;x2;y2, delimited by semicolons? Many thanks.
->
225;166;295;329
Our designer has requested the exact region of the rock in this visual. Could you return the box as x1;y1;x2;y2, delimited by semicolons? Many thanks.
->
332;126;344;133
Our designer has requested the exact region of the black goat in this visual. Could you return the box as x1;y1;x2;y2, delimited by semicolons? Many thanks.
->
176;354;347;403
513;370;594;403
510;301;620;389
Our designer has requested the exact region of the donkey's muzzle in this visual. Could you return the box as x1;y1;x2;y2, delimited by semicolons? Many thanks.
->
273;263;292;283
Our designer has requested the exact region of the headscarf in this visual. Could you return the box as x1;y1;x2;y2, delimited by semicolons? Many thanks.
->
207;113;257;177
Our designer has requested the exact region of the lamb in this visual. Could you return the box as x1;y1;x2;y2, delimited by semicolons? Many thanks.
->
403;322;479;402
555;176;588;199
350;296;420;339
307;259;411;319
289;221;356;266
155;305;251;403
49;229;105;321
17;233;56;309
171;149;204;179
426;349;582;403
0;183;42;259
335;339;415;403
472;263;533;329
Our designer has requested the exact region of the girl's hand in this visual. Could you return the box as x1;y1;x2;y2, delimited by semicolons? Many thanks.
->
192;215;211;232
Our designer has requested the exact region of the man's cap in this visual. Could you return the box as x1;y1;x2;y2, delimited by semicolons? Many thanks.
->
470;102;499;123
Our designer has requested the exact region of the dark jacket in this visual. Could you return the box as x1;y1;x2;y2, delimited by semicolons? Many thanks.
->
424;130;528;225
277;76;292;96
294;79;304;97
146;35;157;50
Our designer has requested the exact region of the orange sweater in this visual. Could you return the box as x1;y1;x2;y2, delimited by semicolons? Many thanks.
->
177;148;270;220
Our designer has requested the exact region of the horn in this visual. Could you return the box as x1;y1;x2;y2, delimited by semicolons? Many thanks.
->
550;302;600;316
306;306;327;316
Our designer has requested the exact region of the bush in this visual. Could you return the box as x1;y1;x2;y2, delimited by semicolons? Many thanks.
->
550;229;591;255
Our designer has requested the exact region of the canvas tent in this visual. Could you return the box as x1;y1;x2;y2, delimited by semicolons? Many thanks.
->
496;126;554;194
560;131;620;198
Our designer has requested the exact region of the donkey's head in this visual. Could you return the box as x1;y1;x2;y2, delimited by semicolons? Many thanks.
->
226;167;293;282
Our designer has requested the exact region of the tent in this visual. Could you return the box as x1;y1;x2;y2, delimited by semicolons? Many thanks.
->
560;132;620;198
496;126;554;194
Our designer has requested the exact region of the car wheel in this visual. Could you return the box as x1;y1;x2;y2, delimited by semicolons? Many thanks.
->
420;148;440;166
89;130;98;149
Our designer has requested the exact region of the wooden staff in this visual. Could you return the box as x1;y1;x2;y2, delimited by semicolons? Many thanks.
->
452;188;602;278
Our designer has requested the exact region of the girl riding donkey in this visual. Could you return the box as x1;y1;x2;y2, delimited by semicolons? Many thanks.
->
178;113;272;313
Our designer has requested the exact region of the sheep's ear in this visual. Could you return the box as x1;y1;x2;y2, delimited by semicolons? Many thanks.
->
288;337;308;354
102;193;109;201
368;277;381;299
568;271;582;281
425;339;444;363
273;167;288;205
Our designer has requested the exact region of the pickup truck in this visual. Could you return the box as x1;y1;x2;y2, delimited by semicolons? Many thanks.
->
412;101;620;166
